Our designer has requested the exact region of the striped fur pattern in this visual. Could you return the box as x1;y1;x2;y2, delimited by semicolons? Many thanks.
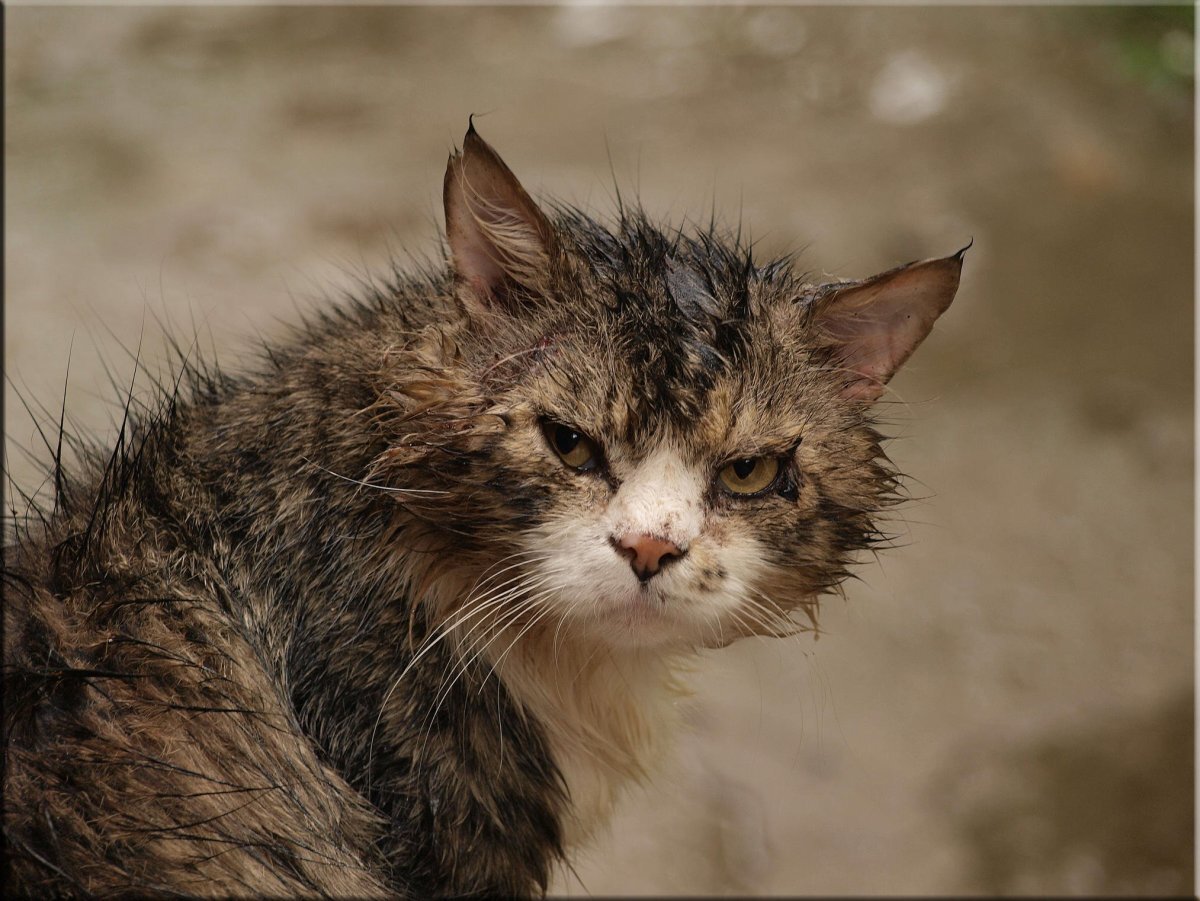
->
3;125;962;896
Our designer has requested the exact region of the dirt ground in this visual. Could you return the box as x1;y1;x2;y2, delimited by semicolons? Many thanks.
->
5;5;1194;896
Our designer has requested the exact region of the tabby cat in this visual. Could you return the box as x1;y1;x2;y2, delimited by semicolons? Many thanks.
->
3;123;964;896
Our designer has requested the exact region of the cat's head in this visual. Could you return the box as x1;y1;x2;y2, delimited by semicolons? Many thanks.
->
377;124;962;651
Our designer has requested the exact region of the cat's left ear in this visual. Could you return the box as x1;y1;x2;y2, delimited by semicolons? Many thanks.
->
443;121;554;318
810;247;967;402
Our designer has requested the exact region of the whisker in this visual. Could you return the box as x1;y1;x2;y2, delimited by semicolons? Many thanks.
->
480;599;561;693
414;590;559;760
366;566;554;787
423;576;561;718
299;455;450;495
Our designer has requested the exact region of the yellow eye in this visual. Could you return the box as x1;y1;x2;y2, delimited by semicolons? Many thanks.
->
718;457;781;496
542;421;601;472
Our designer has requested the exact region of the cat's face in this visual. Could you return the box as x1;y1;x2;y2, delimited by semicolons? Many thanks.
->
470;264;887;650
379;125;961;651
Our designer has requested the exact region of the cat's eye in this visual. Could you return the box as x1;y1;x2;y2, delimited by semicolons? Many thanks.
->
542;421;601;472
717;457;782;496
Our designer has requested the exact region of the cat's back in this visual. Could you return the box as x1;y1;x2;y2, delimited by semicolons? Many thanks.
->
1;398;397;898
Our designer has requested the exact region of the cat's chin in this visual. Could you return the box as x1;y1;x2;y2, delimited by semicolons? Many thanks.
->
567;590;715;651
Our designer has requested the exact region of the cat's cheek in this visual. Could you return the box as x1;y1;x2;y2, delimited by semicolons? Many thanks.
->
753;510;847;602
521;517;634;613
692;511;825;639
684;531;776;641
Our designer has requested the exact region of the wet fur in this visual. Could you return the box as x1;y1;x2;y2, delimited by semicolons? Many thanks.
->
3;131;957;896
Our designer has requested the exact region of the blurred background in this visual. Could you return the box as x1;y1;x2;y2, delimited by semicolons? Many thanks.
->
5;4;1193;896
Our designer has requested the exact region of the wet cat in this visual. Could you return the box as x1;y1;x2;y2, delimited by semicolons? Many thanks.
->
3;123;964;897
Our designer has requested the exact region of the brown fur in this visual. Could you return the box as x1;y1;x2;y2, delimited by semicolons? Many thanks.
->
3;125;962;896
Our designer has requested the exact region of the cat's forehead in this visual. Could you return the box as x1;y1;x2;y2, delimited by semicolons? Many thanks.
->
533;289;821;458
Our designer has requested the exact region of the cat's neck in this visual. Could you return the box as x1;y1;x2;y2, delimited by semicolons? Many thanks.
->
483;625;690;847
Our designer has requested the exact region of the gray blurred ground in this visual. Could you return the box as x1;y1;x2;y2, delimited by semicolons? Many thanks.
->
4;5;1194;896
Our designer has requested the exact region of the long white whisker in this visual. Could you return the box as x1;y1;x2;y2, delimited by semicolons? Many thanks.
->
462;549;548;600
415;588;559;760
299;455;450;495
422;577;561;726
745;587;809;639
366;561;555;784
398;563;554;679
480;595;562;694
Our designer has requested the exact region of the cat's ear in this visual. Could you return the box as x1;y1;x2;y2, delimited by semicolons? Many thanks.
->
443;121;554;317
810;247;966;402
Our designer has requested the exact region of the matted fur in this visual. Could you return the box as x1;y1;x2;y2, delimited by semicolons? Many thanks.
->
3;127;961;897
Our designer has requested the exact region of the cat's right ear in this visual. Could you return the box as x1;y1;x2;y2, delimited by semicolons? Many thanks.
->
443;122;554;319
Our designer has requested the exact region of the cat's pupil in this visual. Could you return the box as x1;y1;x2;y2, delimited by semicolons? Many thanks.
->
555;426;581;454
733;459;756;480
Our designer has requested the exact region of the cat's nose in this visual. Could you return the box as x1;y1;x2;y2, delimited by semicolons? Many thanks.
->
611;533;686;582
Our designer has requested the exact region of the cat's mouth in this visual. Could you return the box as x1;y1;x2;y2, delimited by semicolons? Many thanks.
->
576;583;715;648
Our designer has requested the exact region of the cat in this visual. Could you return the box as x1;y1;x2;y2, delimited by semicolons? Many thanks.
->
3;122;964;897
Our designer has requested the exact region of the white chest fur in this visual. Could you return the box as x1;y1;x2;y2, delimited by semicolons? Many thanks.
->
490;635;687;848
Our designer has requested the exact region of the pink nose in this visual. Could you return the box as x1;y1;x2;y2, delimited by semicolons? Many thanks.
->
612;533;686;582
